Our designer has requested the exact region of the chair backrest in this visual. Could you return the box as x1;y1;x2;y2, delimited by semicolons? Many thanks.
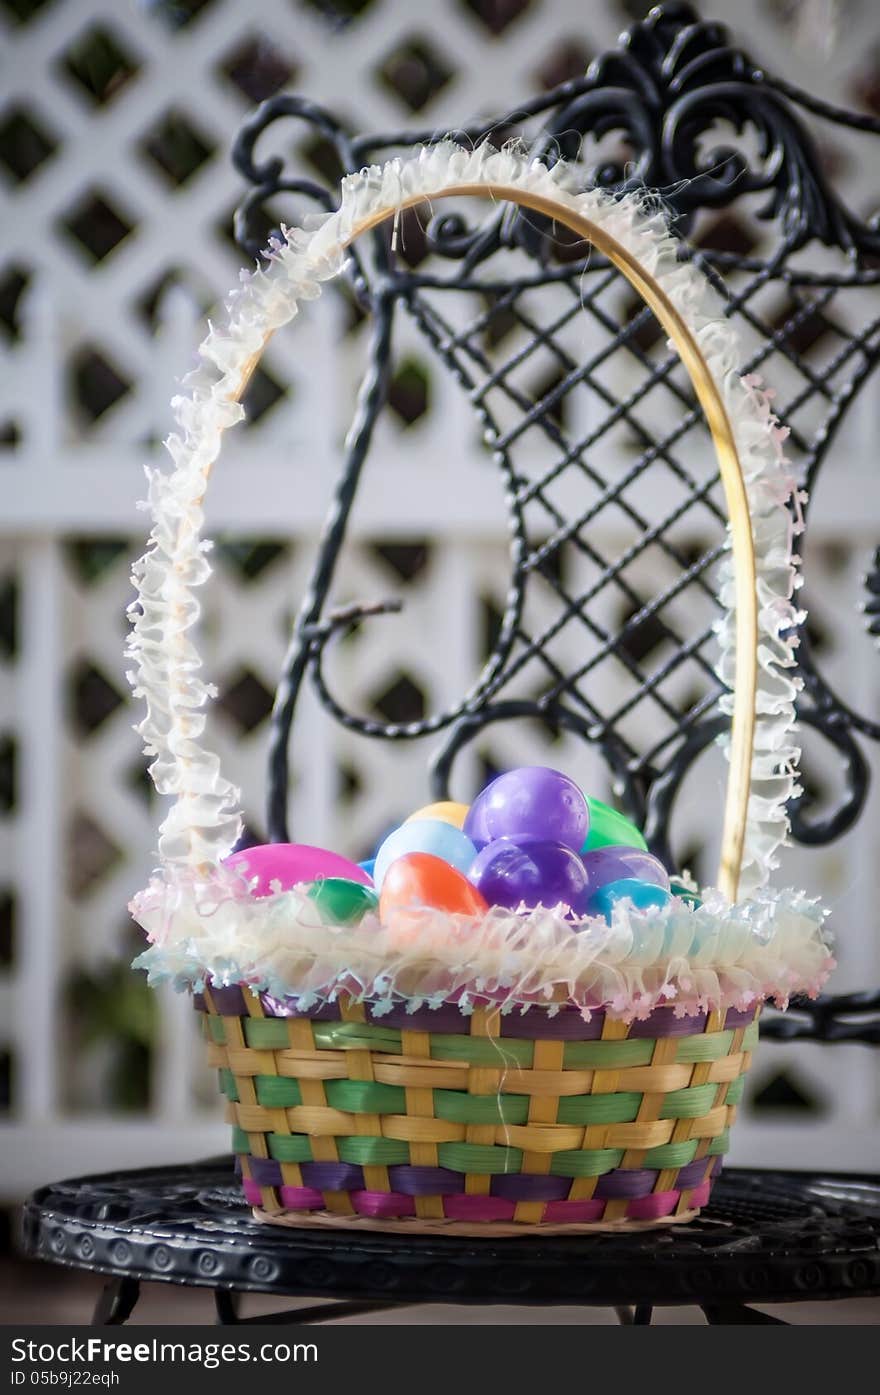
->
231;2;880;1041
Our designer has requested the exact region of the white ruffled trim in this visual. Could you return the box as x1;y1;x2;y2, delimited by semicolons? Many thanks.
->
131;869;832;1022
126;139;803;922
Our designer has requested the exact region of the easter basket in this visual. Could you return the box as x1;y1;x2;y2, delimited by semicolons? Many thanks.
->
128;144;833;1234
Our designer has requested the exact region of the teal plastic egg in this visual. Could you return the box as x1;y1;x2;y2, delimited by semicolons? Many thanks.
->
586;877;672;924
670;877;702;909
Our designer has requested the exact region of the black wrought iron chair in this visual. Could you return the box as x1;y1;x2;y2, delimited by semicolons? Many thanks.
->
22;2;880;1324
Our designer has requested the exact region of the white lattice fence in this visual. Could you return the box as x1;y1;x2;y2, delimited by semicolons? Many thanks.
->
1;0;880;1197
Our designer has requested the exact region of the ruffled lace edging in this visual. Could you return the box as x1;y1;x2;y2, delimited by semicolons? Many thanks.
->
131;870;832;1024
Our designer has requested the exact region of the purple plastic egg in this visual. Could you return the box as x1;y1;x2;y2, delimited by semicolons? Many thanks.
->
468;837;591;914
464;766;589;852
581;844;670;892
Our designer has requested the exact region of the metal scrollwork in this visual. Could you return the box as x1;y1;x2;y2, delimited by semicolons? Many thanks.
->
233;3;880;1044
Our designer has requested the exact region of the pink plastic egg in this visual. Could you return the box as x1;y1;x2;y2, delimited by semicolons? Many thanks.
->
224;842;372;898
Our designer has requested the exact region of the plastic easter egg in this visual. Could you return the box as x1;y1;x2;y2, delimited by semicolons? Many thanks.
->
586;877;671;924
464;766;589;852
307;877;378;925
670;877;702;909
358;858;377;883
468;837;591;914
379;853;489;920
583;796;647;853
224;843;372;898
373;819;477;890
405;800;470;830
581;844;670;892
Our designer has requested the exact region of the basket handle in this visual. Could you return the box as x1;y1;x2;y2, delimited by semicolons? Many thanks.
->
127;151;760;901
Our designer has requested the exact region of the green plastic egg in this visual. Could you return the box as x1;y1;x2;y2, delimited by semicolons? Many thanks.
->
306;877;379;925
670;877;702;909
582;796;648;854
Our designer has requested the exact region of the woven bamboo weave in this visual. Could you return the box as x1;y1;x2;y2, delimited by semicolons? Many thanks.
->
197;983;758;1230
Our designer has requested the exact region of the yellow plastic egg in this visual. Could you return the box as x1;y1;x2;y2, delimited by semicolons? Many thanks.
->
405;800;469;830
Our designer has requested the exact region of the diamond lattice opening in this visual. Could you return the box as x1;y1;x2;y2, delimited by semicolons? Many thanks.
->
241;363;289;425
0;576;17;660
219;33;296;103
377;36;454;112
535;38;592;89
147;0;217;31
388;359;430;426
69;347;133;424
60;189;134;264
139;108;215;187
67;811;124;899
0;265;29;341
59;24;140;105
217;669;275;734
0;735;15;814
0;105;58;183
461;0;534;35
370;671;427;724
68;660;127;736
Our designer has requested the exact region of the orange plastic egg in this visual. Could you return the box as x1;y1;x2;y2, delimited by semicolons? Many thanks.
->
379;852;488;930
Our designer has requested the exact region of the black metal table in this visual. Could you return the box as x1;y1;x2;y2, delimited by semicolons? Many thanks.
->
21;1159;880;1326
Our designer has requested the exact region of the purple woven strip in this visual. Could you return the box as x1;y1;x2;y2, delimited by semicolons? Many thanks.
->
496;1010;606;1041
676;1158;712;1189
209;983;247;1016
594;1168;655;1199
724;1005;758;1028
300;1161;364;1191
491;1173;571;1202
387;1165;463;1196
260;994;342;1021
628;1009;708;1038
366;1002;469;1033
247;1156;283;1187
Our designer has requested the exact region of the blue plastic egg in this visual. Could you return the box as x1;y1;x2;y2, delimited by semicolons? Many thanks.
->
358;858;377;884
586;877;672;924
373;819;477;890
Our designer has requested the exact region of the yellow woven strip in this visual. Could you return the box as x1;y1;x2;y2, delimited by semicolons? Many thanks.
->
654;1011;723;1193
337;1000;390;1194
400;1028;444;1219
216;1004;280;1211
620;1034;681;1173
376;1057;467;1088
594;1017;634;1221
514;1039;564;1223
675;1016;746;1214
463;1008;502;1196
285;1016;352;1214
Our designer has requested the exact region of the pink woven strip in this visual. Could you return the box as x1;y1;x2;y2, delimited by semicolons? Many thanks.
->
625;1190;679;1220
352;1190;416;1218
541;1197;606;1223
242;1179;262;1206
278;1183;324;1210
443;1194;516;1222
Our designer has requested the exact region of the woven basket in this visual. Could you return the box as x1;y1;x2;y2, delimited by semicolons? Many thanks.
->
199;984;758;1233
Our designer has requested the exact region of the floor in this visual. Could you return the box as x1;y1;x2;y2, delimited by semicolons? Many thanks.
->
2;1258;878;1325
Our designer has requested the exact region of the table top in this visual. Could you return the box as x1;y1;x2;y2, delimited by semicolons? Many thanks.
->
22;1159;880;1309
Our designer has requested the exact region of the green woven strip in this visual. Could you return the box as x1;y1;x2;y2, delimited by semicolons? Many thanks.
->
660;1082;718;1118
549;1147;626;1178
642;1139;699;1168
429;1035;534;1066
675;1029;734;1062
337;1136;410;1166
254;1075;302;1108
557;1091;641;1125
207;1015;227;1044
707;1128;730;1157
312;1021;403;1053
743;1020;760;1050
433;1089;529;1125
244;1018;289;1048
230;1126;250;1155
218;1068;239;1102
725;1074;746;1106
267;1133;314;1163
562;1039;654;1068
438;1141;523;1174
325;1079;405;1114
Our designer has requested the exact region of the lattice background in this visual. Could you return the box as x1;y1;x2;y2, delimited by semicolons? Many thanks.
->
2;0;880;1195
